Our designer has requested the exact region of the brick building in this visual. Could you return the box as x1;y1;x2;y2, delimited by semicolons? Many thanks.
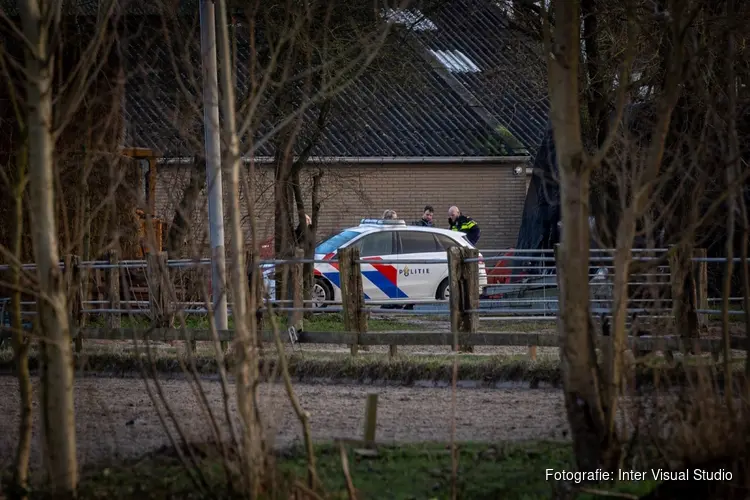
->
153;158;530;251
120;0;548;252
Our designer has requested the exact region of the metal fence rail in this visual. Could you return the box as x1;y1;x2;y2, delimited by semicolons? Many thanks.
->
1;248;747;320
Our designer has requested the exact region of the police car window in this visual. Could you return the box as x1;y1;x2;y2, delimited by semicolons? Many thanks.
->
356;232;393;257
399;232;441;254
435;234;460;250
315;230;360;254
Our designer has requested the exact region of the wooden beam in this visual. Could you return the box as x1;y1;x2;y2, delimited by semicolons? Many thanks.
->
120;147;155;158
71;328;746;351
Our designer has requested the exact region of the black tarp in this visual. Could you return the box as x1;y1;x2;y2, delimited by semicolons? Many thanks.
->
511;113;750;294
515;121;560;252
511;121;560;275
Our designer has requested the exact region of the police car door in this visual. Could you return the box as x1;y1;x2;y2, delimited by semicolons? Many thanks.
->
352;230;398;301
395;231;443;300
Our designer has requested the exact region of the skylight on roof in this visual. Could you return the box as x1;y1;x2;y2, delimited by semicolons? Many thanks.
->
381;8;438;31
428;50;481;73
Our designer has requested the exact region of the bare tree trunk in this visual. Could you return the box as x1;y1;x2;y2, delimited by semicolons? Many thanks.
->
607;208;636;435
742;196;750;380
289;169;323;317
273;158;294;302
604;5;684;452
11;146;32;499
167;158;206;254
546;0;607;473
722;0;738;411
19;0;77;493
306;171;323;305
216;0;265;495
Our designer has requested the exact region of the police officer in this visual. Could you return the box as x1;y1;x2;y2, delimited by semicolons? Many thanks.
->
448;206;480;245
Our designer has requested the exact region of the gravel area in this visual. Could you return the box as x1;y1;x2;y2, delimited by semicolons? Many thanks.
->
0;376;568;474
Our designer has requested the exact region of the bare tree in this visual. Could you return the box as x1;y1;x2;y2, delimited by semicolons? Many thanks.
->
0;0;134;494
17;0;78;492
544;0;611;472
215;0;266;493
0;66;32;495
541;0;747;470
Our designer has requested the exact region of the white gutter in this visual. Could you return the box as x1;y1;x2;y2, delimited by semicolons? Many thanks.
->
155;155;532;165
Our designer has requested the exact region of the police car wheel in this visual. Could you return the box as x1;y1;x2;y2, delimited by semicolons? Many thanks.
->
436;278;450;301
313;278;333;309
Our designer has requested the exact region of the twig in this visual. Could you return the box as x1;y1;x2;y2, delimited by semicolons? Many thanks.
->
198;280;239;454
268;308;320;490
339;442;357;500
176;302;235;493
294;480;326;500
450;320;459;500
133;331;207;494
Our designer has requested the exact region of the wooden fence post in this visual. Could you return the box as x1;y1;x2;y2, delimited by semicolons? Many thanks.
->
669;246;700;353
448;247;479;353
693;248;708;328
147;252;172;328
339;246;367;356
291;248;304;332
448;247;460;353
247;250;264;350
94;266;104;323
107;249;121;330
69;255;83;352
363;393;378;448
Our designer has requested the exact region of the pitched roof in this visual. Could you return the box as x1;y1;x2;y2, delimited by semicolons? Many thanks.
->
3;0;550;159
407;0;549;154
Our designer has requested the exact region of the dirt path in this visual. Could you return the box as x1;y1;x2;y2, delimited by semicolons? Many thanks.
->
0;376;568;473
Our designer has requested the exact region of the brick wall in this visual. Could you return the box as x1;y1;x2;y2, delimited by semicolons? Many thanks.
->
154;161;529;253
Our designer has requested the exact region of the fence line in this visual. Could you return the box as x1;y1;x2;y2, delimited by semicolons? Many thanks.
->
4;249;750;271
66;327;746;350
0;246;746;358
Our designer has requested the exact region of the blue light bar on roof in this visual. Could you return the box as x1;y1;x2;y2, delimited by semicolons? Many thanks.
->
359;218;407;226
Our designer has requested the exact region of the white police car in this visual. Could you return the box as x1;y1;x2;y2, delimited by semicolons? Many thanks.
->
264;218;488;308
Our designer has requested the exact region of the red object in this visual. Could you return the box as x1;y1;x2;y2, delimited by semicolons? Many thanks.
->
484;249;536;299
260;236;274;258
486;249;515;285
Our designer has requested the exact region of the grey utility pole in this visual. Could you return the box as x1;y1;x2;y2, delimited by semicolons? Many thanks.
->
199;0;229;332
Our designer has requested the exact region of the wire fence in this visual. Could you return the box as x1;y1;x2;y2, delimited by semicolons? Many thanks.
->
0;247;747;323
1;246;747;360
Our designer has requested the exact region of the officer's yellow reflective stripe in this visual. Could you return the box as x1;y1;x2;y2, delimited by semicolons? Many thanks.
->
460;221;477;230
450;226;459;231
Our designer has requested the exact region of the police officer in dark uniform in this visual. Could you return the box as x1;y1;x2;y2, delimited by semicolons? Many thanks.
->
448;206;480;245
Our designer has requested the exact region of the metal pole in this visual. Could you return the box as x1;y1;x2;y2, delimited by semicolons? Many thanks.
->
199;0;229;331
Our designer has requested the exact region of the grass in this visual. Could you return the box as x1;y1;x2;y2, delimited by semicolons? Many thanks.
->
2;341;748;390
16;441;660;499
479;319;557;333
85;312;425;332
2;313;746;387
0;345;561;385
84;310;563;334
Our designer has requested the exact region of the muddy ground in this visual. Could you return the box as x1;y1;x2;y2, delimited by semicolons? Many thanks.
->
0;376;568;475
